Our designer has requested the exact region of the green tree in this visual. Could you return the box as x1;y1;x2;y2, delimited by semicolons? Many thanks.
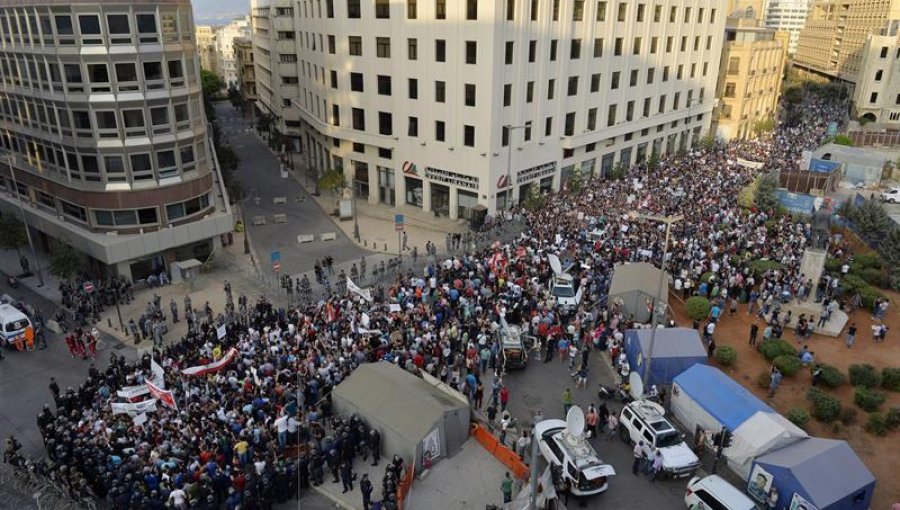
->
608;162;626;181
877;228;900;289
0;216;27;257
567;165;584;193
833;134;853;146
48;240;82;280
522;184;546;211
755;173;780;212
698;131;717;151
753;116;775;136
854;199;891;241
318;168;346;194
201;70;224;99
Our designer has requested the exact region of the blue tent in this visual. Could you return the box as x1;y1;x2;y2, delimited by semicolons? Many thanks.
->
671;364;772;431
624;328;707;388
752;438;875;510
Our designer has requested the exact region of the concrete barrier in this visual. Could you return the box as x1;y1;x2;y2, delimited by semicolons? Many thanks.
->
46;320;63;334
272;196;287;205
320;232;337;241
297;234;315;244
251;215;266;225
273;214;288;224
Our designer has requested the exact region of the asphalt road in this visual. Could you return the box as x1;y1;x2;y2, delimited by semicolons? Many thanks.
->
215;103;367;276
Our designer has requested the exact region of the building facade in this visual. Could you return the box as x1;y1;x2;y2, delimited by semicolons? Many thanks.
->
854;20;900;125
761;0;811;54
261;0;725;218
195;24;218;72
234;37;257;104
215;16;251;88
714;15;787;140
794;0;900;82
0;0;232;281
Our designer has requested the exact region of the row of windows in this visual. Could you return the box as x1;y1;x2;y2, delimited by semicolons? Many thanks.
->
0;54;196;94
0;8;190;46
318;0;716;25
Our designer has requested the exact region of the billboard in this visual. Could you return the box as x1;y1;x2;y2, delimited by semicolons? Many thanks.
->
808;159;841;173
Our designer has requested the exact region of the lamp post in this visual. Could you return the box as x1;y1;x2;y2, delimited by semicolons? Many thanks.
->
3;153;44;287
502;122;531;209
628;211;683;397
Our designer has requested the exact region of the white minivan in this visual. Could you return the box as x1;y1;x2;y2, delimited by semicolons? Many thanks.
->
0;303;32;346
684;475;756;510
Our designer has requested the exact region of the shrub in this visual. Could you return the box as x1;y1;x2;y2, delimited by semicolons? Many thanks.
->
885;408;900;430
700;272;715;284
849;364;882;388
774;355;802;376
866;413;888;436
882;368;900;392
839;407;858;425
807;387;842;423
854;386;886;412
715;345;737;366
856;267;884;286
756;372;771;390
786;408;810;429
824;257;843;274
851;252;883;271
749;259;783;274
758;339;798;361
685;296;711;321
818;364;847;389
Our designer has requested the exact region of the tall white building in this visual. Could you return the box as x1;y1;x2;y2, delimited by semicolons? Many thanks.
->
259;0;726;218
854;20;900;125
215;16;251;87
762;0;810;54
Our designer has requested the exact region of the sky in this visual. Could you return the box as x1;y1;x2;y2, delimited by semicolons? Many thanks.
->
192;0;251;25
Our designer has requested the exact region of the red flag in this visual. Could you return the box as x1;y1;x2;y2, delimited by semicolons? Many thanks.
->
146;380;177;411
181;348;238;376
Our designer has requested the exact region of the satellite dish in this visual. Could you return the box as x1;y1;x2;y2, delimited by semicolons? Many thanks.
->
548;254;564;275
629;371;644;401
566;405;585;437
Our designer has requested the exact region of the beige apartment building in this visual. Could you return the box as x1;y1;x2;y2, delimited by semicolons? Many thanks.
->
234;37;257;104
714;15;787;140
195;24;218;72
794;0;900;82
854;20;900;125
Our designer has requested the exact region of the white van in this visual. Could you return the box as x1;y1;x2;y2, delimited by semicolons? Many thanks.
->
0;303;32;346
684;475;756;510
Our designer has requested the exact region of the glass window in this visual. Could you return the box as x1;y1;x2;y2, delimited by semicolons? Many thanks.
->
173;103;189;123
64;64;82;83
115;63;137;82
144;62;163;81
138;208;158;224
94;210;114;226
106;14;130;34
180;145;195;165
130;153;152;172
166;203;185;220
157;150;176;168
113;210;137;225
78;15;101;35
136;14;156;33
150;107;168;125
122;109;145;128
96;111;117;129
88;64;109;83
55;15;73;35
104;156;125;174
168;60;183;79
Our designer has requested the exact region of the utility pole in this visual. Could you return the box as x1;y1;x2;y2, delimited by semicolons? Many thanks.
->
4;154;44;287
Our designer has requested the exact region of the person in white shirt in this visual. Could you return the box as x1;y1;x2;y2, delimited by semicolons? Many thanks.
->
168;488;187;509
274;414;289;449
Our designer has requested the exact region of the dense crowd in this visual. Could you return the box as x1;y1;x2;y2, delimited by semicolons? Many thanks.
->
13;94;855;510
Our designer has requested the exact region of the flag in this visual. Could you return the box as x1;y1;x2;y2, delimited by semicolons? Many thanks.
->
347;278;372;302
181;348;238;376
150;358;165;389
146;380;177;411
111;399;157;416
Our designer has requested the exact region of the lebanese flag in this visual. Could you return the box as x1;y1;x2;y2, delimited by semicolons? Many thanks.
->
181;348;238;376
146;380;177;411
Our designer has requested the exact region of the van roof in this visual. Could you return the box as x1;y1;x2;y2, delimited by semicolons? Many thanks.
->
697;475;756;509
0;303;28;320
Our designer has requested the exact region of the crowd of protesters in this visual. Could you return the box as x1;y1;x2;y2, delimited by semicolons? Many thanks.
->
8;92;862;509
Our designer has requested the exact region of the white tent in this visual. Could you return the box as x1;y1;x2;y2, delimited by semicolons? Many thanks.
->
727;411;808;479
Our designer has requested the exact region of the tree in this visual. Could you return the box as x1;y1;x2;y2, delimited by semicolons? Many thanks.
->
833;134;853;146
753;116;775;136
755;173;780;212
201;70;225;99
854;198;891;241
0;216;27;257
318;168;346;194
567;165;584;193
698;131;717;151
608;162;626;181
522;183;546;211
48;240;82;280
227;84;243;108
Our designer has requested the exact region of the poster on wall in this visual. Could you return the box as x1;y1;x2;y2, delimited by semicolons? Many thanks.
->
747;464;774;503
789;493;818;510
422;428;441;464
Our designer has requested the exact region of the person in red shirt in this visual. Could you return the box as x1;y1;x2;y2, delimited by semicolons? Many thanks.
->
499;386;510;412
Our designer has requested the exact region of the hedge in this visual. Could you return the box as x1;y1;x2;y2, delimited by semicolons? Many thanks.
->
854;386;886;412
866;413;888;436
685;296;711;321
715;345;737;366
882;368;900;392
786;408;810;429
807;387;842;423
817;364;847;389
758;339;798;361
849;364;882;388
774;355;802;377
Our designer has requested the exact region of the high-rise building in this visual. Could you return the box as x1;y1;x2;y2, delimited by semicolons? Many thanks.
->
794;0;900;82
215;16;251;88
0;0;232;280
195;24;219;72
761;0;811;54
853;20;900;125
713;14;787;140
256;0;725;218
234;37;257;105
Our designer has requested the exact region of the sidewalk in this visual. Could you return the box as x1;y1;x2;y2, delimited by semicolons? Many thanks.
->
0;247;62;303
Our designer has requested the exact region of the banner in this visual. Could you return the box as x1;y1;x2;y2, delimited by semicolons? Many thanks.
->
422;427;441;463
347;278;372;302
789;492;817;510
111;399;157;416
117;385;150;401
181;348;238;376
216;324;227;340
132;412;149;427
747;464;774;503
150;359;165;389
736;158;765;170
146;380;177;410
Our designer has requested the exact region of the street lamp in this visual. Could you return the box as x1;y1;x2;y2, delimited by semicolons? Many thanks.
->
627;211;683;397
502;122;531;209
2;153;44;287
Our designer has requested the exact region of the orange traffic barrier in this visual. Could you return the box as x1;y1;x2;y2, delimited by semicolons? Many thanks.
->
470;423;529;479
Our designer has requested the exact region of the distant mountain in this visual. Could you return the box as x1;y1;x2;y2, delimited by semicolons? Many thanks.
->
192;0;250;25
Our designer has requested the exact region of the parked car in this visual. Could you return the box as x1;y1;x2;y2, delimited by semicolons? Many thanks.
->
880;187;900;203
684;475;756;510
619;400;701;478
549;273;583;309
534;414;616;496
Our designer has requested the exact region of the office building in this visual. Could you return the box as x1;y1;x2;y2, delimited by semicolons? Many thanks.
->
853;20;900;125
259;0;725;218
234;37;257;105
0;0;232;280
215;16;251;88
195;24;218;72
714;13;787;140
761;0;811;54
